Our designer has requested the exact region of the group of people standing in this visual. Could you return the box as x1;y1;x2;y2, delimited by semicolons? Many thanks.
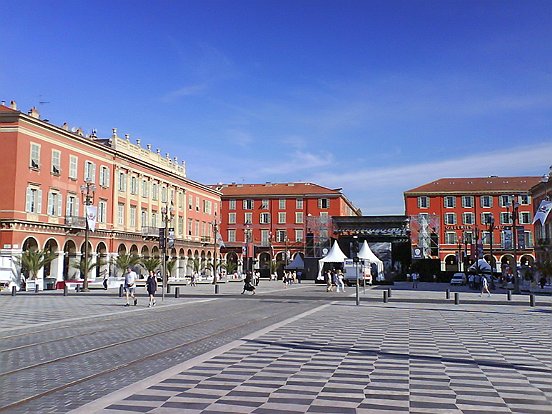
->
124;267;158;308
325;269;346;292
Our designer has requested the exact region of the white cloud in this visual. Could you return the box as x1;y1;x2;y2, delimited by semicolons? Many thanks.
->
161;83;208;101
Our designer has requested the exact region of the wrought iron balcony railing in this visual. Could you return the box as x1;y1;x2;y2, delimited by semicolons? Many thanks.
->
65;216;86;228
142;226;160;238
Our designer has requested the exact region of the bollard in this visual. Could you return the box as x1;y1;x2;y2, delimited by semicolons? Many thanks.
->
387;288;392;298
119;284;124;297
63;285;68;296
383;290;388;303
76;285;80;293
175;286;180;298
35;284;39;293
214;284;219;295
446;289;450;299
11;286;16;296
507;290;512;301
529;294;535;307
454;292;460;305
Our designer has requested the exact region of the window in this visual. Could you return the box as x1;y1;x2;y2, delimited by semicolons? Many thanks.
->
278;212;286;224
445;232;457;244
520;212;531;224
481;231;491;245
228;212;236;224
461;196;473;208
142;180;149;198
261;230;270;244
98;200;107;223
30;143;40;169
66;194;79;217
463;231;474;244
152;183;158;200
69;155;78;179
525;231;533;248
84;161;96;183
418;196;429;208
261;199;269;209
161;186;167;203
296;198;303;209
243;199;254;210
480;195;493;208
118;172;127;192
463;213;474;225
141;209;148;226
130;176;138;195
47;190;62;216
178;216;184;235
129;206;136;227
260;212;270;224
319;198;329;209
203;200;212;214
228;229;236;242
277;230;287;242
500;195;512;207
444;213;456;225
25;186;42;213
500;212;512;224
117;203;125;226
296;212;304;223
519;195;530;205
295;229;304;242
229;199;236;210
196;196;200;211
188;218;193;236
194;220;199;237
444;196;455;208
51;150;61;175
481;212;492;226
151;212;158;228
244;212;253;224
188;195;193;209
99;166;110;187
320;212;329;222
178;192;184;208
279;199;286;209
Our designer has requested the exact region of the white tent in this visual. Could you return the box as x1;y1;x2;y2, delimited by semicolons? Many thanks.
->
317;241;348;280
468;259;492;274
358;240;384;279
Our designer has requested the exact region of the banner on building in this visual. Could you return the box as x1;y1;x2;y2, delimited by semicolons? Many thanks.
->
532;200;552;225
503;228;513;250
517;226;525;250
86;205;97;232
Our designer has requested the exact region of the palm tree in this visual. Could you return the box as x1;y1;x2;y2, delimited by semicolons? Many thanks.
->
141;257;161;275
112;254;141;277
166;258;177;278
72;256;106;280
222;261;237;275
14;249;56;281
188;257;202;275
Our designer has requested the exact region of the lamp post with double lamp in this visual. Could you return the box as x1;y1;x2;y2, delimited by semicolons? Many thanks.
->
80;179;96;292
510;197;521;294
212;218;220;294
485;213;495;278
161;203;175;301
245;221;252;275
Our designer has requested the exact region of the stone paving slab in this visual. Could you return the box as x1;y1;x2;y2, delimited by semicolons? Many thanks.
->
70;299;552;414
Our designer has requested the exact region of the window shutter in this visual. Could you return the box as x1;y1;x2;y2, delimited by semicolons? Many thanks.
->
37;189;42;213
26;187;32;212
48;192;53;215
75;197;80;217
57;194;62;216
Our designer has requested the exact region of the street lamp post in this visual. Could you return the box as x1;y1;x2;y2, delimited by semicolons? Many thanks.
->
245;221;251;275
511;197;520;294
486;213;495;278
161;203;174;301
212;219;220;293
80;179;96;292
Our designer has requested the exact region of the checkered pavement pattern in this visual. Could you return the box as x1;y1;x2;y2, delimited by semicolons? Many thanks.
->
96;303;552;414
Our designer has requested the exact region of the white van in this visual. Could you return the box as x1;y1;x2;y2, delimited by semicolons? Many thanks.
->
342;259;372;286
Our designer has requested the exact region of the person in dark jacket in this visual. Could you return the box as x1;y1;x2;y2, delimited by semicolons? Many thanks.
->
242;271;255;294
146;270;158;307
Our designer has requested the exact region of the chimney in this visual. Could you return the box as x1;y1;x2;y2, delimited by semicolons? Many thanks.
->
28;107;40;118
9;100;17;110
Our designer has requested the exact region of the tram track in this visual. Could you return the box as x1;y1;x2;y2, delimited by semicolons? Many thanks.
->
0;304;305;413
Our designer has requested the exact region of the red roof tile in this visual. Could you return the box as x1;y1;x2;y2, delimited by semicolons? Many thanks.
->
215;182;343;197
404;176;541;195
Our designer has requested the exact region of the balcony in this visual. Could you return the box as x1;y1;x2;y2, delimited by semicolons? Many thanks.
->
200;236;212;244
65;216;86;231
142;226;160;239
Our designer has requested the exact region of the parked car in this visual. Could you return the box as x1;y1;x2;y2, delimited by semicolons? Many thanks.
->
450;273;467;285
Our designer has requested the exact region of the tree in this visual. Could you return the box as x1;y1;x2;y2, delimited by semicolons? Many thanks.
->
141;257;161;275
72;256;106;279
166;258;177;278
188;257;203;275
14;249;56;280
112;254;141;277
222;261;237;275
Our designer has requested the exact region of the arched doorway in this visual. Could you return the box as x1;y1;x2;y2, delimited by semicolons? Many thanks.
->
43;238;60;282
444;254;459;272
63;240;78;280
259;252;271;278
141;245;150;258
96;242;108;280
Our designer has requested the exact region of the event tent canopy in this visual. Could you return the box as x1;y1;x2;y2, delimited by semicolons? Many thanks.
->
317;241;348;280
468;259;492;274
285;254;304;270
357;240;384;278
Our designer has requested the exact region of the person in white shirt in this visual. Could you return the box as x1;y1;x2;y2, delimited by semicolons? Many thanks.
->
124;266;138;306
480;275;491;297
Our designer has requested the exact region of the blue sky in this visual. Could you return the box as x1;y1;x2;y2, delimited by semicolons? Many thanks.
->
1;0;551;214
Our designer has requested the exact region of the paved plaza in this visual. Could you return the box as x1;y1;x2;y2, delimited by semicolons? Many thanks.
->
1;281;550;414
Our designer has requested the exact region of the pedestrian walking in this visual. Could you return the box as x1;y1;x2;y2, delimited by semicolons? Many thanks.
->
146;270;157;307
412;272;418;289
242;271;255;294
325;270;333;292
336;270;345;292
124;266;138;306
480;275;491;297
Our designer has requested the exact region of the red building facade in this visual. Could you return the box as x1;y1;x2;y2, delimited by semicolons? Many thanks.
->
0;101;221;289
216;182;360;276
404;176;541;274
